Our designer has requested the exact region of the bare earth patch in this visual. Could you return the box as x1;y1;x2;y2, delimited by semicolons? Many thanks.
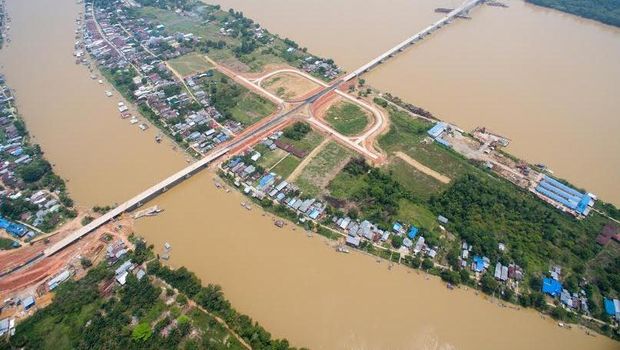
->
262;72;321;101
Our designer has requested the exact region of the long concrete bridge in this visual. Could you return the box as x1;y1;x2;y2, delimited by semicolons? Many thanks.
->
45;0;485;256
342;0;485;82
43;146;231;256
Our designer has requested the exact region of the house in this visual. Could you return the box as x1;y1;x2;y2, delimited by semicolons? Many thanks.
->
437;215;449;224
346;235;360;247
22;295;35;310
604;298;620;319
407;226;419;240
542;277;562;297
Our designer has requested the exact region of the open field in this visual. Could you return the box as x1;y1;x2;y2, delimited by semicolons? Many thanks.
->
293;141;353;197
271;155;301;179
254;144;288;170
324;101;370;136
261;72;321;100
394;152;450;184
167;53;212;77
387;157;448;201
379;108;481;180
278;125;325;154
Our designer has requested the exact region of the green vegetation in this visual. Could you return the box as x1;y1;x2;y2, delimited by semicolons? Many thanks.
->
278;123;324;154
167;53;212;77
0;237;19;250
379;108;479;181
387;157;447;201
430;174;619;298
148;261;303;350
324;102;369;136
2;245;288;349
296;142;352;197
271;155;301;179
202;71;275;126
282;121;311;141
328;158;411;228
526;0;620;27
254;144;287;170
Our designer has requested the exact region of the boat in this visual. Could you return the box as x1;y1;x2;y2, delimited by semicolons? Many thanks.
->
155;134;162;143
336;246;350;253
98;79;103;84
447;283;454;290
139;123;148;131
274;220;284;228
164;242;171;250
129;117;139;124
105;90;113;97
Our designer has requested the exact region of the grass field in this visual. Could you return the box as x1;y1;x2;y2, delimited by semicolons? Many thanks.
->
278;126;325;154
387;157;448;201
324;101;370;136
379;108;480;180
295;142;353;197
396;199;439;231
255;145;288;170
230;93;276;125
271;155;301;178
167;53;212;77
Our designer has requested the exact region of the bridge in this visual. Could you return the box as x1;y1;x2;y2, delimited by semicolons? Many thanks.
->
45;0;485;256
342;0;485;81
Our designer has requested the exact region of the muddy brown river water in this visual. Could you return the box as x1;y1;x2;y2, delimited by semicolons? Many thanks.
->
0;0;617;349
213;0;620;206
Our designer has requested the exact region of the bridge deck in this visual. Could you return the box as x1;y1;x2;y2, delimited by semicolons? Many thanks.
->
43;147;230;256
343;0;484;81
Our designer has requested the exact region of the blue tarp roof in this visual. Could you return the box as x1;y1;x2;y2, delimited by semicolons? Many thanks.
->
473;256;485;272
542;278;562;296
604;298;616;316
407;226;419;239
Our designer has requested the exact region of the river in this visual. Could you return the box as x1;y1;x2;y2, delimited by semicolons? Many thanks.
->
0;0;185;208
0;0;617;349
212;0;620;206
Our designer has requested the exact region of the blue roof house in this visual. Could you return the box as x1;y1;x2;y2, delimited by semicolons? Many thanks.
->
542;278;563;297
407;226;419;240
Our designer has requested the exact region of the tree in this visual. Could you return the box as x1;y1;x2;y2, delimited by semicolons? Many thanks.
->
80;257;93;269
131;322;152;342
480;273;498;294
391;235;403;249
421;258;434;270
18;159;51;183
459;269;470;284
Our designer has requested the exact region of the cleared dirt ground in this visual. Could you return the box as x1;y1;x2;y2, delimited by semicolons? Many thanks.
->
261;72;321;101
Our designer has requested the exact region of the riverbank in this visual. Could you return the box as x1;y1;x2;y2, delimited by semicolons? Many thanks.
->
85;0;619;341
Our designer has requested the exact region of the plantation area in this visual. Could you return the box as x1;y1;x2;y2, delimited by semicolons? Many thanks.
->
324;101;370;136
167;53;212;77
201;71;275;126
